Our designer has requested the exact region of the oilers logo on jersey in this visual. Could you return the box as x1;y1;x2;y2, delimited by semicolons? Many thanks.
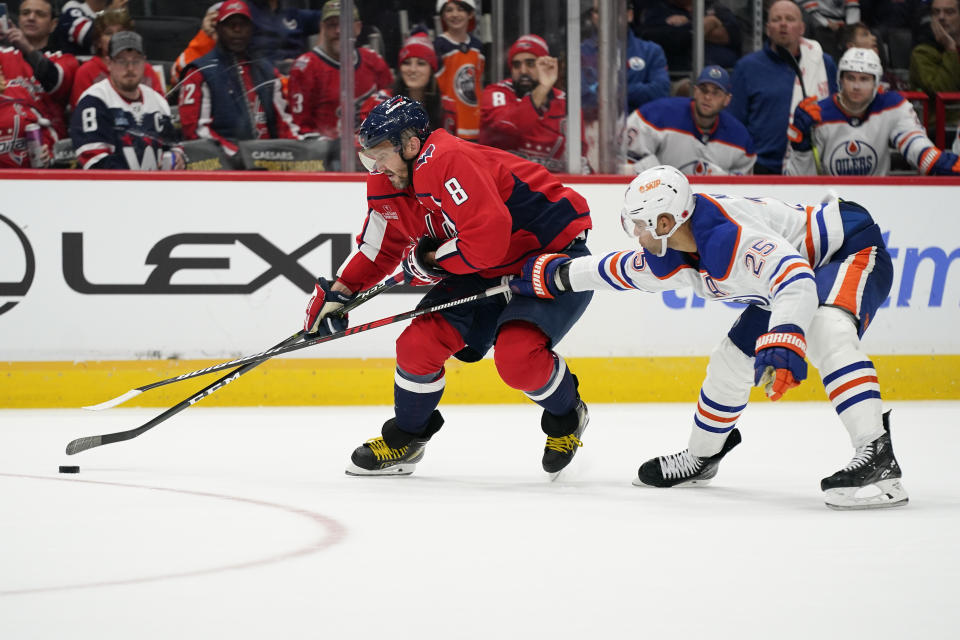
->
628;56;646;71
827;138;878;175
453;65;478;107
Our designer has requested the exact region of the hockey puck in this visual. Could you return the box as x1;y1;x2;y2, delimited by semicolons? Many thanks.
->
58;465;80;474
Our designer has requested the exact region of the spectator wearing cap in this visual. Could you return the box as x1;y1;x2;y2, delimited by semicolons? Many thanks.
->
434;0;485;141
69;10;163;108
288;0;392;140
247;0;323;72
622;65;755;175
360;34;455;133
729;0;836;174
178;0;299;157
70;31;183;170
479;34;587;173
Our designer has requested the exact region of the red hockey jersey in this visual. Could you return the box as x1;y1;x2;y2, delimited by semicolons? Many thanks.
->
0;47;78;138
288;47;393;139
479;79;586;173
0;84;55;168
338;129;592;291
37;51;79;138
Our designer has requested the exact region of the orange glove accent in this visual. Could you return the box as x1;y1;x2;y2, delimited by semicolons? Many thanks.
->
798;95;822;123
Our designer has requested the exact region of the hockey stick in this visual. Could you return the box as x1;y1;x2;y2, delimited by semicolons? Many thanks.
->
67;274;408;455
83;276;505;410
775;44;823;175
82;272;407;412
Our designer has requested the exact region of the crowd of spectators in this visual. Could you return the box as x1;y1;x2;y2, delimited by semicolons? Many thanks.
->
0;0;959;175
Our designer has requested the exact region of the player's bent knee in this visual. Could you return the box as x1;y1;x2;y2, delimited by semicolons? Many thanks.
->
806;306;861;370
494;321;552;390
396;314;466;376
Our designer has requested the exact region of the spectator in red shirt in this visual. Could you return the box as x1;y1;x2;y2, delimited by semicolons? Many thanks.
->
69;10;163;108
287;0;392;140
480;34;586;173
0;66;55;167
0;0;79;137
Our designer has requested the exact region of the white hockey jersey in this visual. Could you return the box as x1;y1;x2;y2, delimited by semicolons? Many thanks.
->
70;79;178;170
623;97;755;176
566;193;864;335
784;90;960;176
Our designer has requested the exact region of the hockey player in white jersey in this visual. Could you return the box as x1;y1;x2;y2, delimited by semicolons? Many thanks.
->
623;65;756;176
785;47;960;176
510;165;907;510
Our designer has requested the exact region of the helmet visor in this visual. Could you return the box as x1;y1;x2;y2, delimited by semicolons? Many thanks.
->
357;143;400;174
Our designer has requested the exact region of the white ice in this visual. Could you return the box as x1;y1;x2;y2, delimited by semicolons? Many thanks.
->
1;401;958;639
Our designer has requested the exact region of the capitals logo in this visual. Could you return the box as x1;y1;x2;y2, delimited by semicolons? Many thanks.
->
415;143;435;170
454;65;478;107
828;138;878;175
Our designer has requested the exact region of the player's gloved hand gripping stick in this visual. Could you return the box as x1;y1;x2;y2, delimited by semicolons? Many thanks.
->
67;273;407;455
69;276;509;454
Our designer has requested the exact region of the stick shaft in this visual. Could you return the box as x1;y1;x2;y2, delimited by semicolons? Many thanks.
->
66;332;302;455
156;283;508;389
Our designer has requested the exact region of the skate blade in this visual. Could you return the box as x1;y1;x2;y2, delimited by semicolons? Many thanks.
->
631;477;713;487
824;479;909;510
344;462;417;476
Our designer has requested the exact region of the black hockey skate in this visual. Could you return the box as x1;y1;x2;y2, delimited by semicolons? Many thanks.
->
633;428;742;487
541;400;589;479
821;411;908;510
345;410;443;476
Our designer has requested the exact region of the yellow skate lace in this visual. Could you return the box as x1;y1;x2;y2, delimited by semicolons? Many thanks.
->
545;435;583;454
366;437;408;462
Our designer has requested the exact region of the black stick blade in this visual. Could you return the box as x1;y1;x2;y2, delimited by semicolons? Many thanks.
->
66;436;103;455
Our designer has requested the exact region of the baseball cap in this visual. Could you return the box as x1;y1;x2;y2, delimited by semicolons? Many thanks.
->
321;0;360;21
695;65;732;93
109;31;144;58
217;0;252;24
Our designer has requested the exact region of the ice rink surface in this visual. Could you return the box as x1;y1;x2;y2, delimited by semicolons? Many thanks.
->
1;401;958;639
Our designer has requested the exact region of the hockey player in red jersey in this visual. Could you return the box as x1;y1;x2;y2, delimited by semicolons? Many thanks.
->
480;34;586;173
303;96;594;478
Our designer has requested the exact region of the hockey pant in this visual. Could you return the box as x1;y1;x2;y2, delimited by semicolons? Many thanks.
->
392;258;593;437
689;241;893;456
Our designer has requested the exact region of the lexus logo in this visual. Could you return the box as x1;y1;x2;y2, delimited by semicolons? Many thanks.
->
0;213;35;316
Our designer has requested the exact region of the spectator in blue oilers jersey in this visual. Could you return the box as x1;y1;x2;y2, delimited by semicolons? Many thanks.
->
623;65;755;175
70;31;183;170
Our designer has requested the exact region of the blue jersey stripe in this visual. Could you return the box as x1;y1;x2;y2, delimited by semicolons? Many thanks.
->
694;415;737;434
699;390;747;413
822;361;875;386
773;271;815;296
835;389;882;414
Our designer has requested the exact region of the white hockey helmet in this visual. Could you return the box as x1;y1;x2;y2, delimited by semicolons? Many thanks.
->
837;47;883;101
620;165;695;256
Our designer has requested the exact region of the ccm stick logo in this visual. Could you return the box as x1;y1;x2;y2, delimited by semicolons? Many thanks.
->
187;369;242;404
61;232;354;294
